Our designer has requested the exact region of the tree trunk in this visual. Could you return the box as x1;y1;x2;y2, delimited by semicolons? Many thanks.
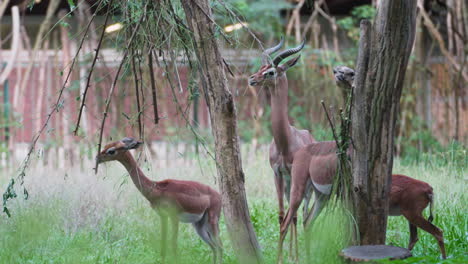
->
180;1;263;263
446;0;467;141
416;20;432;131
352;0;417;245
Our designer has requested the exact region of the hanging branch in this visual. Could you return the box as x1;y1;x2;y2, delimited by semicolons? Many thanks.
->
94;6;147;174
321;100;340;144
168;50;184;93
74;0;113;135
132;51;143;137
136;52;145;138
148;48;160;124
160;50;217;171
2;1;103;217
126;3;143;138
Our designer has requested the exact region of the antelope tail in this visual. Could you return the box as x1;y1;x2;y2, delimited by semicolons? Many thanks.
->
427;192;434;223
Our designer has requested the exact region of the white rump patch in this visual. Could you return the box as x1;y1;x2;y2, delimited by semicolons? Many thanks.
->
312;181;332;195
179;212;204;223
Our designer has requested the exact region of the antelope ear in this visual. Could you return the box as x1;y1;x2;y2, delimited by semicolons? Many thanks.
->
121;137;143;150
277;55;301;72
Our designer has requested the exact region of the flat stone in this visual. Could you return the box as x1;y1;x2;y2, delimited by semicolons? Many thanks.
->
341;245;412;262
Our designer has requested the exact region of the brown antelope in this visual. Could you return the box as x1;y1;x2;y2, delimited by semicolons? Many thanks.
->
96;138;223;264
277;68;446;262
248;38;315;260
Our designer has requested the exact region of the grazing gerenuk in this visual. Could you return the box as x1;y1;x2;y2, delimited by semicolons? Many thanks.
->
248;38;315;260
96;138;223;264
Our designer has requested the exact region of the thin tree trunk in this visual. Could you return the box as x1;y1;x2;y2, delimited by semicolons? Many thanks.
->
419;25;432;129
352;0;417;245
0;0;10;18
18;0;60;102
180;0;263;263
446;0;467;141
0;5;20;84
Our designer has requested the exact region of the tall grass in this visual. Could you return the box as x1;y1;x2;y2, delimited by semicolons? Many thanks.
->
0;145;466;263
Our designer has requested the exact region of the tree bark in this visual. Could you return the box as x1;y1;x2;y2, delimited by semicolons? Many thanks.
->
352;0;417;245
180;1;263;263
446;0;467;141
414;14;432;133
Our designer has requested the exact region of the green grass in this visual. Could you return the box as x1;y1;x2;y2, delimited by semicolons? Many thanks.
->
0;146;466;264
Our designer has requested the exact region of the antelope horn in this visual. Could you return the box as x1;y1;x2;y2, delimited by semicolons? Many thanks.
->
272;40;305;67
261;36;284;65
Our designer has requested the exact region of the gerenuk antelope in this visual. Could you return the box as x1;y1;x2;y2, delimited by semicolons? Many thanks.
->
96;138;223;264
248;37;316;260
277;67;446;262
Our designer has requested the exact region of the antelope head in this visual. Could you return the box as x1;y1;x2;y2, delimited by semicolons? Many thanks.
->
96;137;143;163
248;37;305;87
333;66;355;88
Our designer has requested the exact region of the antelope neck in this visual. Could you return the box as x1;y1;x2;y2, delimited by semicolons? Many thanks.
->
118;152;155;198
270;75;292;155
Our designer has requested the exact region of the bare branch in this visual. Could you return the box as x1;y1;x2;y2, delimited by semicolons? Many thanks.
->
148;48;160;124
301;0;325;39
95;5;147;174
74;0;113;135
132;51;143;136
2;0;104;217
418;2;468;83
321;100;340;144
286;0;305;41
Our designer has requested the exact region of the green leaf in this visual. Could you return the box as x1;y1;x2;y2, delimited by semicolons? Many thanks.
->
2;178;18;217
59;21;70;28
67;0;76;11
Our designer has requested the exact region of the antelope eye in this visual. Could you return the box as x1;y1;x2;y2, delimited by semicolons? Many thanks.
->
268;71;275;75
349;72;355;77
107;149;116;155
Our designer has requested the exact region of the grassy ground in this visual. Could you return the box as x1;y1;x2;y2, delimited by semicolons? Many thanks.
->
0;145;466;264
